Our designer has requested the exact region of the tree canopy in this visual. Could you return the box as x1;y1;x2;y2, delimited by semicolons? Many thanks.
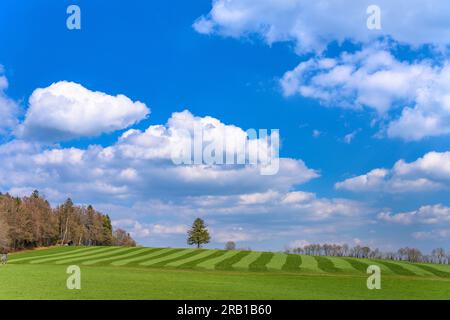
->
0;191;136;251
187;218;210;249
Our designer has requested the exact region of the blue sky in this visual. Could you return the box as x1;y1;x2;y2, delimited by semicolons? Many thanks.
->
1;0;450;252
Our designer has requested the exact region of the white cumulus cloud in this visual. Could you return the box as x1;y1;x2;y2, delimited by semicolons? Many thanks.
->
281;46;450;140
336;151;450;193
195;0;450;54
17;81;150;141
0;71;19;136
378;204;450;225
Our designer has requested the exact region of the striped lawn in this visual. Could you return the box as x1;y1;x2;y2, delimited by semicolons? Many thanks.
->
233;252;262;270
8;246;450;279
177;250;227;269
249;252;275;272
54;247;132;265
379;260;435;277
413;263;450;278
299;254;321;272
314;256;340;273
111;248;171;266
9;247;96;263
373;260;416;276
145;249;205;267
166;250;220;267
197;250;240;270
356;258;395;275
342;257;371;273
139;249;196;266
81;247;151;266
419;263;450;274
215;251;251;270
265;253;288;271
29;247;114;264
281;254;302;272
326;257;359;273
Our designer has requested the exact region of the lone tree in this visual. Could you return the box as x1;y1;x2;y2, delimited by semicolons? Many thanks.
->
225;241;236;250
187;218;210;248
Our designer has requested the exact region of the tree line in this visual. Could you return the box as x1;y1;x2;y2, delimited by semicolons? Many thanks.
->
286;243;450;265
0;190;136;252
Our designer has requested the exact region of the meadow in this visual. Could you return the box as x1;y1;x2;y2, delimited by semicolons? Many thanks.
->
1;246;449;300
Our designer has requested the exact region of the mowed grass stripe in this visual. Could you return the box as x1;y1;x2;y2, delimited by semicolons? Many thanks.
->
326;257;358;273
111;248;169;266
382;260;435;277
299;254;320;272
146;250;205;267
82;248;151;266
233;252;262;271
314;256;340;273
249;252;274;272
167;250;221;268
215;251;251;271
265;253;287;271
30;247;113;264
197;251;238;270
138;249;188;266
54;247;132;265
342;258;371;273
413;264;450;278
9;247;96;263
281;254;302;272
9;246;83;262
177;250;227;269
374;260;416;276
425;263;450;273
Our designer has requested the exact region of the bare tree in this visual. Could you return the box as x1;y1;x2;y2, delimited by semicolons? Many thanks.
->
0;191;136;252
432;248;446;264
225;241;236;250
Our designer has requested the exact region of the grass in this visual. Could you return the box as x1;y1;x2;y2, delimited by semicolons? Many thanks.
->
147;249;205;267
110;248;166;266
139;249;189;266
299;255;320;272
265;253;287;270
215;251;251;271
2;246;450;300
281;254;302;272
233;252;262;270
342;258;370;273
374;260;417;276
414;264;450;278
196;250;238;270
249;252;274;272
314;256;340;273
176;250;225;269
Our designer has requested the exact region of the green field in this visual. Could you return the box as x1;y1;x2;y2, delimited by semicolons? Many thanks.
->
1;246;450;300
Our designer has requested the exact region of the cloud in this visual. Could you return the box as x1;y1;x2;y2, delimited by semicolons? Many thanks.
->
281;46;450;140
378;205;450;225
0;71;19;136
336;151;450;193
213;227;256;243
343;129;361;144
412;229;450;240
0;111;318;204
112;219;188;239
288;239;310;249
17;81;150;141
0;105;368;243
195;0;450;54
196;3;450;141
179;190;369;222
312;130;322;138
